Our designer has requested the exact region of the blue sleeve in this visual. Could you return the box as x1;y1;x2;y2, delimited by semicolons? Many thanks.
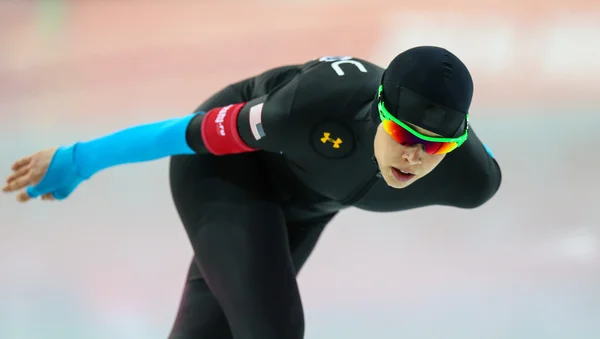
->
26;114;200;200
74;114;197;179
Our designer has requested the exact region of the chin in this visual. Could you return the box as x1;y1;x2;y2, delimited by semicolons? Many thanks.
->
390;181;412;189
383;173;416;189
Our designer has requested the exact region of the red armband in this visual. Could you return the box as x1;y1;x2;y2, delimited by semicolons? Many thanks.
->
201;103;258;155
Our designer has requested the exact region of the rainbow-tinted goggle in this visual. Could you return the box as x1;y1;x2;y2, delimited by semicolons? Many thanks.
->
377;85;469;155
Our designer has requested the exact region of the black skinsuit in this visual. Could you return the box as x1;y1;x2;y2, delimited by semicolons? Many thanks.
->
167;56;502;339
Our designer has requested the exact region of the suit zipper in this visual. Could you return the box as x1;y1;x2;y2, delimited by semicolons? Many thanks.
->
340;170;381;206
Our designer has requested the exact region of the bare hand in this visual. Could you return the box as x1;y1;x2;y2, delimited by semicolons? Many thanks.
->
3;148;59;203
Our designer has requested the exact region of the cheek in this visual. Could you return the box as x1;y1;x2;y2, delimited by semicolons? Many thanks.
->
375;137;406;165
421;153;446;173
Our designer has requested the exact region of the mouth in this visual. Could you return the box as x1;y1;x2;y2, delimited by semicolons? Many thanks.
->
391;167;415;182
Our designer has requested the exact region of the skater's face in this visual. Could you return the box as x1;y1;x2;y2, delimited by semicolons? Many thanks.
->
373;84;469;189
373;122;445;189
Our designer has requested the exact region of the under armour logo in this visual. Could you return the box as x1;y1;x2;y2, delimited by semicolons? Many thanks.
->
320;132;343;148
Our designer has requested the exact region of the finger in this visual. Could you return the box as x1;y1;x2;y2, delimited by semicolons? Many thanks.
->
11;156;32;171
41;193;55;201
4;175;35;193
5;166;30;184
17;190;33;203
3;167;30;192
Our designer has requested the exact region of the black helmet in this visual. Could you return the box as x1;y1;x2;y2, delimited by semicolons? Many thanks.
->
377;46;473;137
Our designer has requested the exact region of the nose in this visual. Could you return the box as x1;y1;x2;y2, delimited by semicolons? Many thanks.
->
402;144;423;165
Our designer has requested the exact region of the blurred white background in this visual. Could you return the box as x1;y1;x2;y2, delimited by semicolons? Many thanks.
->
1;1;599;338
